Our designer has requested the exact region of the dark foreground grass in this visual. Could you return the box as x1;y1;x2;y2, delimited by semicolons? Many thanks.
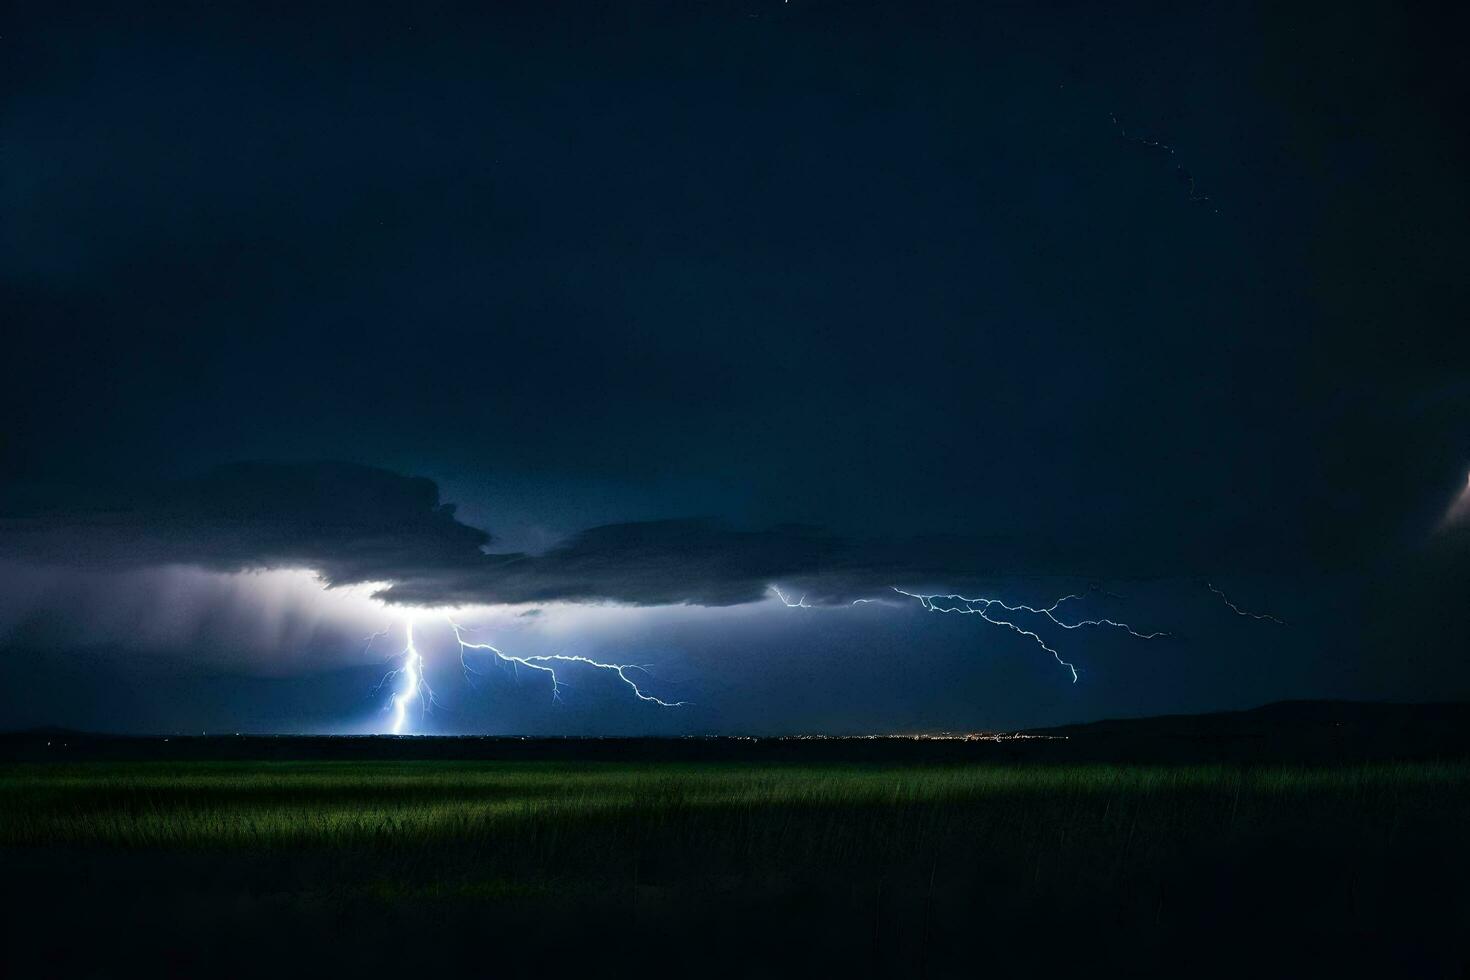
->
4;761;1469;976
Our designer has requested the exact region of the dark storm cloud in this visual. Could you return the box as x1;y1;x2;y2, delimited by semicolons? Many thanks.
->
5;461;1200;607
3;0;1469;734
0;462;489;586
3;0;1463;573
2;459;1406;609
0;462;958;607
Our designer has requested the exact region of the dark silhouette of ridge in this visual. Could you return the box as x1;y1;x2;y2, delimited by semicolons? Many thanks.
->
1034;698;1470;736
4;700;1468;764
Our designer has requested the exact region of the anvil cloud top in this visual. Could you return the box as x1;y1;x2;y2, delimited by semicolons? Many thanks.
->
2;1;1467;734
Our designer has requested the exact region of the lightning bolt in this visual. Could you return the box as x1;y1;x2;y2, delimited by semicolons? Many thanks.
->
779;584;1167;684
770;585;813;608
892;587;1168;682
448;618;568;700
381;620;435;735
362;625;392;658
893;588;1093;683
370;618;686;732
1110;112;1219;213
448;619;688;708
514;653;688;707
1207;583;1286;625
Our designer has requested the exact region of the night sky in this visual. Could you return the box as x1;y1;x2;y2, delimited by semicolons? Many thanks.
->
3;1;1467;734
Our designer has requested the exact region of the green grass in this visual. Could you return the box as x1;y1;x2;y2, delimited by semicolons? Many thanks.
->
3;760;1464;856
3;761;1468;974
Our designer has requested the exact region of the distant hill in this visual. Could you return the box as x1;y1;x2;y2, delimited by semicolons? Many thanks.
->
1023;699;1470;763
1036;698;1470;737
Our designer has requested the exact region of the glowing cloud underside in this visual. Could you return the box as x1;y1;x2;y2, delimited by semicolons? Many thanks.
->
370;572;1287;731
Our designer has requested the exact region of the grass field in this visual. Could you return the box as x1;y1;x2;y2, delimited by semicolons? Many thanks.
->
4;761;1468;976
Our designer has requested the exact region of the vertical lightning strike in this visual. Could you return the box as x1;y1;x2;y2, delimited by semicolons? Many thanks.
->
387;620;429;735
1207;583;1286;625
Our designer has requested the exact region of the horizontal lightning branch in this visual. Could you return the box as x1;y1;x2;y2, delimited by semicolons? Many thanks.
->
1110;112;1219;213
1207;583;1286;625
892;586;1169;682
519;653;688;708
773;583;1169;684
448;619;687;708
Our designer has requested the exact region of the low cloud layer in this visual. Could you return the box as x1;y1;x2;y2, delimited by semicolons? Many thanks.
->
0;462;1003;607
1;463;487;589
